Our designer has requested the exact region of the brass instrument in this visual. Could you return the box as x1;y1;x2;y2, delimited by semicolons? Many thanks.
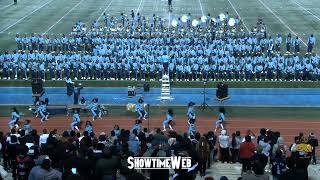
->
116;23;124;31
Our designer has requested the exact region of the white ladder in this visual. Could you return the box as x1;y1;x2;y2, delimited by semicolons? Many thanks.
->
160;74;171;100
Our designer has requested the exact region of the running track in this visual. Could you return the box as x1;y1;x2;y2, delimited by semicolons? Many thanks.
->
1;115;319;154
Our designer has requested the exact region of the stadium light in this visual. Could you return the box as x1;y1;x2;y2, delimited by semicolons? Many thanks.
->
171;19;178;27
181;15;188;23
228;18;236;27
192;19;199;27
219;13;225;21
201;15;207;23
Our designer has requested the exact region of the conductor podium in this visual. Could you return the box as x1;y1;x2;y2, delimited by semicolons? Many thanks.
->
31;78;44;97
216;82;230;101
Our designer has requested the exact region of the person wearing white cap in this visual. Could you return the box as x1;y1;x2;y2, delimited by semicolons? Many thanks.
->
218;129;230;163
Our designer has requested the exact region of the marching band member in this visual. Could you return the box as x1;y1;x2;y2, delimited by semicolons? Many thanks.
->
265;58;275;81
244;60;253;81
307;34;316;54
295;61;304;81
294;36;301;54
275;34;282;53
184;63;191;81
314;64;320;81
234;61;241;81
169;60;175;81
255;62;263;81
304;60;313;81
176;62;184;81
218;61;226;80
191;61;199;81
285;33;292;54
285;62;295;81
226;61;234;81
276;59;285;81
202;62;210;81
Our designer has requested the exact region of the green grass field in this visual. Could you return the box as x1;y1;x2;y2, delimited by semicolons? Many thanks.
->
0;0;320;52
1;79;320;88
0;105;319;120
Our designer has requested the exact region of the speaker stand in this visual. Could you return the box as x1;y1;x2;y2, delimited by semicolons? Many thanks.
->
199;81;212;111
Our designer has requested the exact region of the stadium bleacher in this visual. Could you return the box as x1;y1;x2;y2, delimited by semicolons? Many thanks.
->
0;13;319;82
0;5;319;180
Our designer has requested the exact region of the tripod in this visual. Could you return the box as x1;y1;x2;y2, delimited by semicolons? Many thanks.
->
200;81;210;111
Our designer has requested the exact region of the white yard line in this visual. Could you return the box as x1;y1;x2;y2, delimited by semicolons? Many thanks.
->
227;0;249;32
197;0;204;16
44;0;85;34
97;0;114;21
168;11;171;28
292;0;320;22
0;2;14;10
0;0;53;33
257;0;307;46
136;0;144;13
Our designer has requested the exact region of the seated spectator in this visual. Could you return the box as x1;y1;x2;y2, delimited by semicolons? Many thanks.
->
242;160;269;180
28;157;62;180
94;147;120;180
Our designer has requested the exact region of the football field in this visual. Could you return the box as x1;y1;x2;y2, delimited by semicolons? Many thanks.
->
0;0;320;51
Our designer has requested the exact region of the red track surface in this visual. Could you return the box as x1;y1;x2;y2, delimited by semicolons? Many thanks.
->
1;115;319;154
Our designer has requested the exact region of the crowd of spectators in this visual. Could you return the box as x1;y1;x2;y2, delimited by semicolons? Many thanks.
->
0;12;319;82
0;119;317;180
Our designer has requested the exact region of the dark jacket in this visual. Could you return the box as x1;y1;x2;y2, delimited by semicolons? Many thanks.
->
95;156;120;179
